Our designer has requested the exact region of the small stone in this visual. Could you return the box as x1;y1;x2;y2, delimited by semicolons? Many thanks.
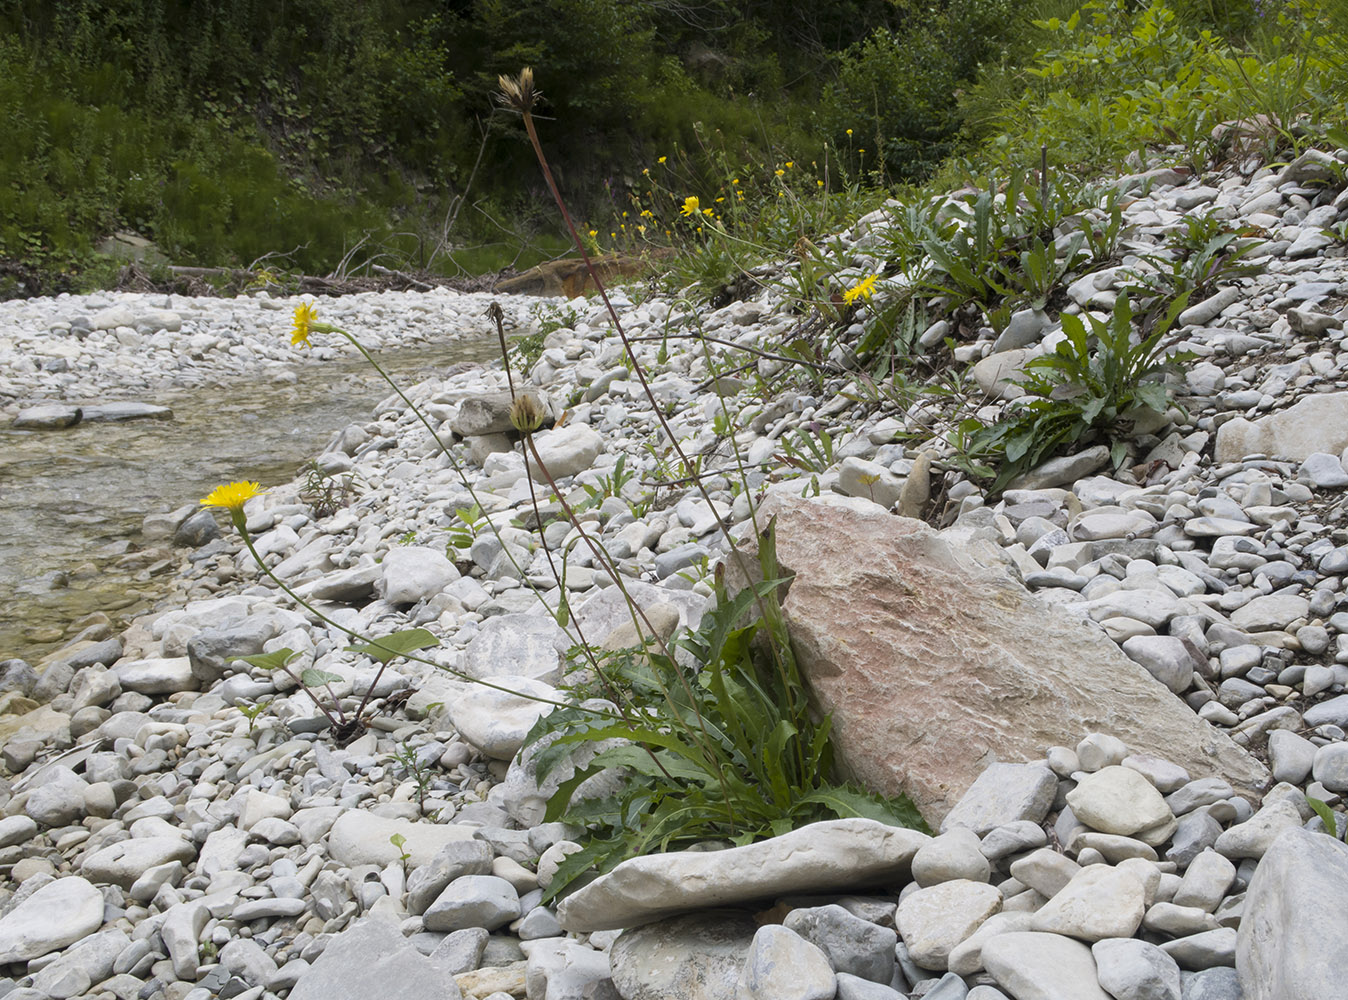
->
608;911;755;1000
736;925;836;1000
1171;850;1236;913
940;763;1058;836
913;828;992;886
1066;766;1174;837
981;932;1112;1000
1029;865;1146;942
1268;730;1317;785
1157;928;1236;971
423;875;520;933
1091;938;1181;1000
895;880;1002;969
784;904;897;983
1076;733;1129;771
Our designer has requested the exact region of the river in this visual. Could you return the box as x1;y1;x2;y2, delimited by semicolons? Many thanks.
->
0;335;501;667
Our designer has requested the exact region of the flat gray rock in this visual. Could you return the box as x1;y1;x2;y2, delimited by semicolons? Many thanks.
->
288;918;462;1000
0;876;105;963
79;401;172;422
940;763;1057;836
12;404;82;429
1215;392;1348;463
80;836;196;888
327;812;476;868
557;818;929;932
982;931;1112;1000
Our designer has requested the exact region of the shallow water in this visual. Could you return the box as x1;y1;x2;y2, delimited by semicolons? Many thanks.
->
0;335;500;666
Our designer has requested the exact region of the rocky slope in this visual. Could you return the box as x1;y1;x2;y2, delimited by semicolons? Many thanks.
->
2;145;1348;1000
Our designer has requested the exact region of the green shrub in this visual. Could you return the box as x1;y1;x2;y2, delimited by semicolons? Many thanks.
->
955;293;1193;491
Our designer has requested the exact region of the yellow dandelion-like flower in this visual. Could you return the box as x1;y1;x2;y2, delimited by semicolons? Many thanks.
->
681;196;700;216
785;161;794;168
291;303;318;348
846;129;853;137
200;481;266;513
817;180;825;188
843;274;879;305
774;169;785;177
658;156;667;164
642;168;650;175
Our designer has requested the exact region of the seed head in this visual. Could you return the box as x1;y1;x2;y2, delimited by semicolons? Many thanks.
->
509;393;545;434
497;68;540;114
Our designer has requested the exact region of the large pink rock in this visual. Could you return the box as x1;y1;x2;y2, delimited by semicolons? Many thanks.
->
732;495;1267;826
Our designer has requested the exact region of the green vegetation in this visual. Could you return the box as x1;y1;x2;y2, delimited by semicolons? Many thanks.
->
529;526;927;901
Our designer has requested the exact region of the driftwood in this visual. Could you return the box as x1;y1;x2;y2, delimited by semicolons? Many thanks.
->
494;251;675;297
111;250;674;300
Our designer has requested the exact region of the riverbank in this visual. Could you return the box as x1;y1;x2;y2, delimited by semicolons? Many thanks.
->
2;145;1348;998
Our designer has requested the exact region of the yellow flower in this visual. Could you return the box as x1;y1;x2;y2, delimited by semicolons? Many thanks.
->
774;169;785;177
589;229;598;237
658;156;667;164
681;196;700;216
785;161;794;168
200;481;266;513
846;129;853;136
817;180;825;187
291;303;318;348
843;274;879;305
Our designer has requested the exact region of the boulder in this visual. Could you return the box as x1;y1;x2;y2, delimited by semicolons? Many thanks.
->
730;495;1267;825
557;817;928;932
1236;826;1348;999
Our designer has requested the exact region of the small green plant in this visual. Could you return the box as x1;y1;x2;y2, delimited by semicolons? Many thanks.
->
446;503;486;555
511;331;548;372
1125;226;1263;306
390;742;437;816
1308;796;1347;841
389;832;412;870
241;629;438;746
956;291;1193;492
776;424;836;474
397;530;418;545
298;461;363;519
575;454;638;514
526;519;927;901
234;698;272;735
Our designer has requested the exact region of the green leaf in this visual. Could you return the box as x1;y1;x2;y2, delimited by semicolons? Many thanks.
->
239;648;301;671
346;628;439;664
794;785;931;833
301;667;343;688
1307;796;1343;840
